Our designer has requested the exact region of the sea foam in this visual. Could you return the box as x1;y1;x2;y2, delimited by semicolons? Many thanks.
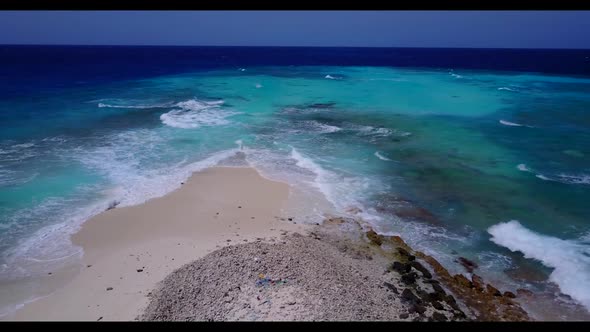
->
160;99;238;129
488;220;590;311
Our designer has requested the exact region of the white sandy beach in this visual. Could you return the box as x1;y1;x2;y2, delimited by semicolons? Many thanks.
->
7;167;307;321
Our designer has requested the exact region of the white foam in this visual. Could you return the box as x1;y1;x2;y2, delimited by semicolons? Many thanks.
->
499;120;523;127
517;164;531;172
449;72;463;79
374;151;391;161
325;75;336;80
536;174;552;181
239;68;246;72
557;174;590;185
98;102;174;109
160;99;238;129
498;87;517;92
488;220;590;311
255;84;263;89
304;121;342;134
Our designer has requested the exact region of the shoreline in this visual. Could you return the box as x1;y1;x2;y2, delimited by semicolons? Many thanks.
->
6;166;308;321
1;165;581;321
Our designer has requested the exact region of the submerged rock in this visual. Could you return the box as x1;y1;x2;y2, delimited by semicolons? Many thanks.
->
456;257;478;273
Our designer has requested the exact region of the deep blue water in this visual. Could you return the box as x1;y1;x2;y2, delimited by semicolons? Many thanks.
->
2;45;589;98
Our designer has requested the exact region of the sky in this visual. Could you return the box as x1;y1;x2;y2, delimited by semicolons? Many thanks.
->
0;11;589;48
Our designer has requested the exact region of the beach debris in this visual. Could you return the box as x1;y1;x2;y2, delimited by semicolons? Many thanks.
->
97;317;103;321
238;206;242;208
87;265;92;268
48;272;52;275
255;273;288;287
106;287;113;291
287;218;293;221
137;269;144;272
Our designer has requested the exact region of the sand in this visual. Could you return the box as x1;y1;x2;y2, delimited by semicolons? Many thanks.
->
7;167;306;321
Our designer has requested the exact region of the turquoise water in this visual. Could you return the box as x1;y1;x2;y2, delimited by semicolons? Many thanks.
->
1;65;590;318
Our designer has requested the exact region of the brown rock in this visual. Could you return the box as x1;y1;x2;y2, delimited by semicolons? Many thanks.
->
422;255;451;279
389;236;410;250
471;274;484;292
516;288;534;297
453;274;472;288
366;229;383;246
503;291;516;298
486;284;502;296
397;247;415;261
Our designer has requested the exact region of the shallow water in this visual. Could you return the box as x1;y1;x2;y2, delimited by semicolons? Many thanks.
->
1;46;590;319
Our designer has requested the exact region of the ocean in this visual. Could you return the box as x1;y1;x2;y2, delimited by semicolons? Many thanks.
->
1;45;590;319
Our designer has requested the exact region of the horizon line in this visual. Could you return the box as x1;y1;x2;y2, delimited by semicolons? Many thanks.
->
1;43;590;50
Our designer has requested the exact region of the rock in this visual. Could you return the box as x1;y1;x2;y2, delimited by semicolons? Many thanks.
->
288;218;293;221
432;301;444;310
345;206;363;214
399;313;409;319
287;301;296;305
137;269;144;272
411;261;432;279
366;229;383;246
410;304;427;314
393;206;438;224
504;265;548;282
516;288;534;297
391;261;411;274
432;283;446;296
238;206;242;208
87;265;92;268
422;255;451;279
106;287;113;291
456;257;478;273
431;312;448;321
504;291;516;298
486;284;502;296
383;282;399;294
471;274;485;292
389;236;410;249
417;290;433;303
397;247;415;261
453;274;472;288
402;288;421;304
401;272;418;285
